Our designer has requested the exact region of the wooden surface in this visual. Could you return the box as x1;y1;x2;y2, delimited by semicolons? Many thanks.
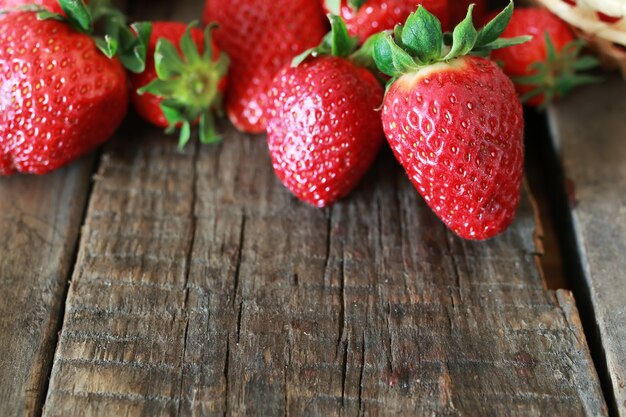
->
548;75;626;416
0;158;94;417
34;120;605;417
0;0;620;415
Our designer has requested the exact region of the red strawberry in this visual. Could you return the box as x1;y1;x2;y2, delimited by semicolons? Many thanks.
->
372;4;527;239
323;0;449;42
0;9;128;175
203;0;327;134
130;22;228;147
490;8;599;106
266;16;384;207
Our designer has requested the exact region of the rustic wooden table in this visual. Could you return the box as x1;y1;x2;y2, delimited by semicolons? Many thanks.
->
1;1;624;416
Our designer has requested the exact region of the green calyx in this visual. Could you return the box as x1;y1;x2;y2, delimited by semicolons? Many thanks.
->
33;0;151;73
138;23;229;149
324;0;366;15
372;1;530;82
514;34;601;106
292;14;377;72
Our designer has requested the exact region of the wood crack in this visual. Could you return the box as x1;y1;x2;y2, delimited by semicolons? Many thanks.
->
232;213;246;306
176;141;200;417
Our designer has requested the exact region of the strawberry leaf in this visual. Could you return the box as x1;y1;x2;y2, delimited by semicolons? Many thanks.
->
329;14;357;57
139;23;228;148
373;32;417;77
514;35;601;106
95;35;118;58
199;110;221;144
472;36;531;52
444;5;477;60
350;31;383;71
58;0;92;32
292;14;358;66
475;1;513;47
401;6;442;63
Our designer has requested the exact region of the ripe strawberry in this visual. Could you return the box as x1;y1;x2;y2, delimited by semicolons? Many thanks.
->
372;3;528;240
130;22;228;148
0;0;149;175
266;16;384;207
203;0;327;133
490;8;599;106
0;14;125;175
323;0;450;42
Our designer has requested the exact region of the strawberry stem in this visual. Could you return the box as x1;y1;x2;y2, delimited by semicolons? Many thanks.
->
32;0;151;73
138;23;229;149
372;1;530;82
513;34;601;107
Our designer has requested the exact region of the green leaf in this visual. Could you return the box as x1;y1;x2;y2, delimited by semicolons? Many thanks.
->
199;110;221;144
95;35;118;58
401;6;442;63
203;23;218;61
324;0;341;15
137;78;179;97
59;0;92;33
178;121;192;149
545;33;557;62
350;31;382;70
292;47;317;67
180;22;202;65
572;55;599;71
37;10;65;22
444;5;477;60
472;35;531;52
3;4;46;14
328;14;358;58
154;38;187;79
372;32;417;77
292;14;357;66
476;1;513;47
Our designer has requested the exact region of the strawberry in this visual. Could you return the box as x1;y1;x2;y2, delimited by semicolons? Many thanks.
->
266;16;384;207
490;8;599;107
0;0;149;175
130;22;228;148
372;3;528;240
323;0;450;42
203;0;327;133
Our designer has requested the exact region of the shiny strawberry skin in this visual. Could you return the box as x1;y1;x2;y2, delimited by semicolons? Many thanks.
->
490;8;575;106
382;57;524;240
323;0;449;43
267;56;384;207
204;0;327;134
0;12;128;175
129;22;226;128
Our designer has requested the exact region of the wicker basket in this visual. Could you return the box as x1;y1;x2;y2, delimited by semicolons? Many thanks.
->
531;0;626;76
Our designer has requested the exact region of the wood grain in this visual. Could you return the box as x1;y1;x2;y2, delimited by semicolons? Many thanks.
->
40;119;608;416
0;158;94;417
547;75;626;416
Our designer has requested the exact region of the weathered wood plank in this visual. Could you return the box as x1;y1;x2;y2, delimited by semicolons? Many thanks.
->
547;75;626;416
0;157;94;417
40;116;608;416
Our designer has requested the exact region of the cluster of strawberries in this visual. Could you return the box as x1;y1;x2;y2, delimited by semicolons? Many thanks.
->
0;0;597;240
